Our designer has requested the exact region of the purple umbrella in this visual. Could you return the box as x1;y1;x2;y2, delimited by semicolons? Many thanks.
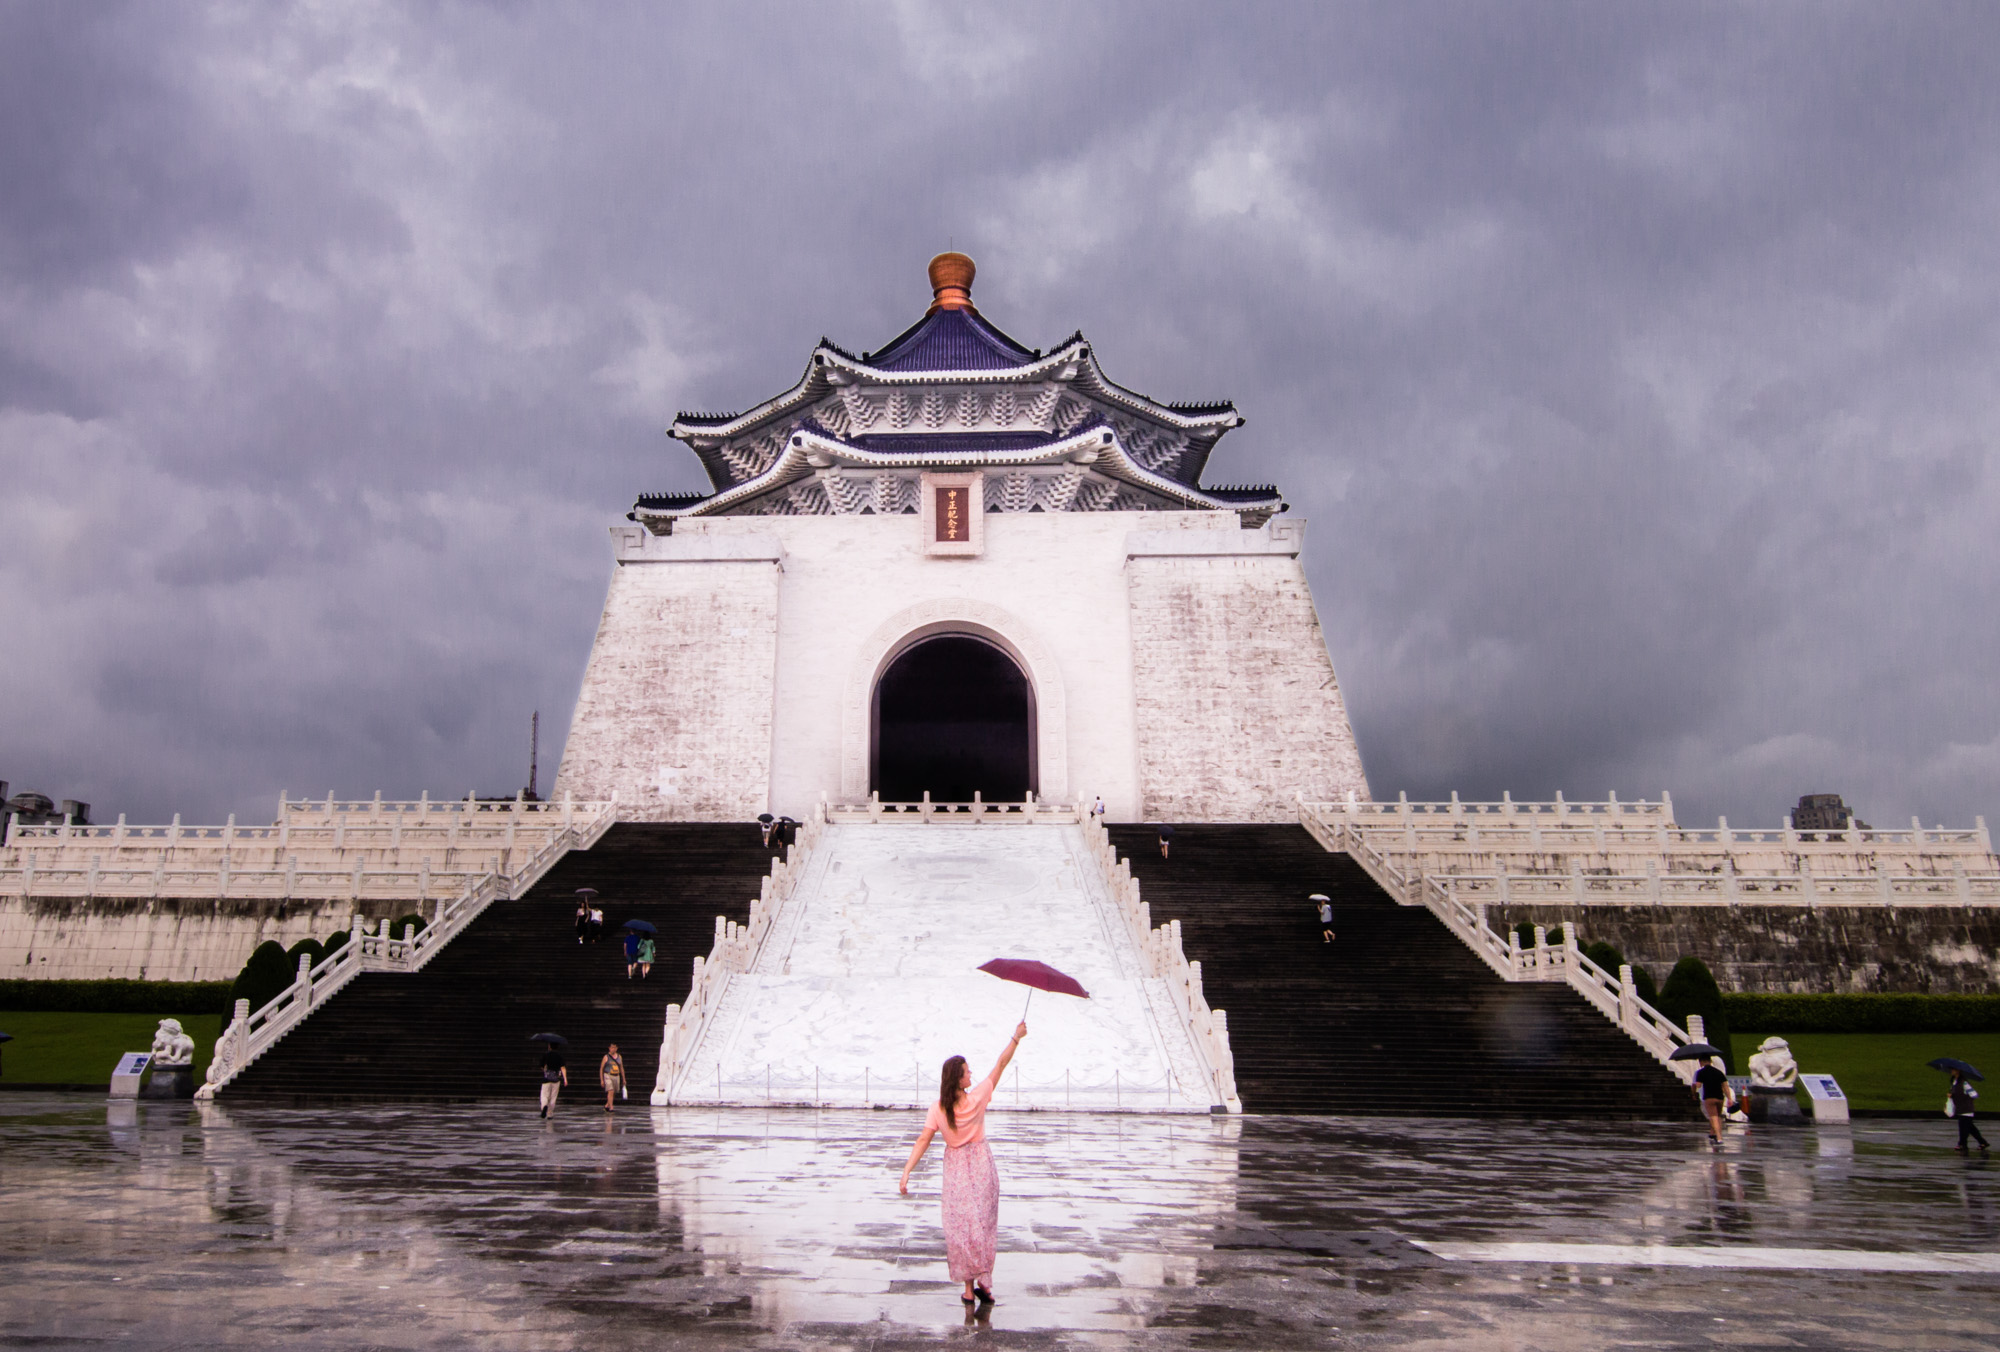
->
978;958;1090;1017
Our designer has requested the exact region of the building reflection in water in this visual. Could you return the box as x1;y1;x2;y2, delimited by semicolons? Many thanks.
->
647;1107;1243;1331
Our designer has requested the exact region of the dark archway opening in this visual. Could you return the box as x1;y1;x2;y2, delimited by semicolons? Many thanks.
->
872;635;1035;802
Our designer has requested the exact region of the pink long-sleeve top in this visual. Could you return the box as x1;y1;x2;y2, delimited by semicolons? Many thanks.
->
924;1077;997;1148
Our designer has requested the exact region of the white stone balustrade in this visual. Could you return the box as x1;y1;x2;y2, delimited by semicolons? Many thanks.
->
651;812;826;1105
1302;795;1999;908
2;792;607;903
1077;813;1242;1112
822;792;1082;825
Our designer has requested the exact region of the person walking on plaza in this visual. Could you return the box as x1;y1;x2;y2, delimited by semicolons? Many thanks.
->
1949;1069;1988;1153
636;934;655;978
1157;824;1174;859
1091;796;1106;821
539;1045;567;1118
899;1021;1028;1308
588;905;604;942
575;899;590;944
623;928;642;979
1694;1054;1728;1146
600;1043;626;1114
1314;893;1334;944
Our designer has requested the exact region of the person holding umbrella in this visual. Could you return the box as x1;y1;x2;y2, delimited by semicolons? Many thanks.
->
899;1019;1029;1308
1935;1059;1989;1153
1670;1042;1730;1146
621;919;658;980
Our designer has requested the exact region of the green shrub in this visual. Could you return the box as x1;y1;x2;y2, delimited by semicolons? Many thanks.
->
0;979;231;1014
321;930;348;956
1582;940;1625;974
1579;940;1660;1006
1724;993;2000;1034
388;914;428;939
284;938;325;972
1657;956;1732;1070
227;941;295;1020
1513;920;1536;950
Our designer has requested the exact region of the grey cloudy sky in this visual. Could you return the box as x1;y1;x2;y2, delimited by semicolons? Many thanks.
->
3;2;1996;830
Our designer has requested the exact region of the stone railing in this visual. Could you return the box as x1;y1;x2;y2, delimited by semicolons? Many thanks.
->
195;802;617;1098
2;792;604;900
1305;804;1698;1083
1078;814;1241;1112
822;793;1081;825
652;812;827;1105
1303;794;1999;904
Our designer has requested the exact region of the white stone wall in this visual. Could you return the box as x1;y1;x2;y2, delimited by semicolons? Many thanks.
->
554;510;1369;822
1;896;381;982
1127;536;1370;821
552;542;781;820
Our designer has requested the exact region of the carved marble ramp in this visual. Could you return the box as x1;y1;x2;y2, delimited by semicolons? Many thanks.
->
672;823;1211;1111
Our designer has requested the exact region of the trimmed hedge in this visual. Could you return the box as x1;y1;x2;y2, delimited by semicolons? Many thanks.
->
1658;957;1733;1070
0;979;233;1014
1725;993;2000;1034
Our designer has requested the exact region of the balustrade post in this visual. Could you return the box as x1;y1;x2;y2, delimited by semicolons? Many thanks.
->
1618;963;1636;1031
114;813;127;846
1955;860;1972;905
419;856;431;902
151;856;163;898
1561;921;1577;962
1801;857;1817;907
351;860;364;901
1878;864;1894;907
1687;1013;1705;1043
1571;858;1587;903
170;813;181;846
1911;816;1925;846
1660;790;1673;826
1783;815;1796;847
1977;815;1991;854
1647;858;1661;904
1533;925;1547;972
296;952;313;1004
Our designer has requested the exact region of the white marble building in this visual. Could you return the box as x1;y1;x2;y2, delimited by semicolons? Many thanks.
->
555;254;1370;822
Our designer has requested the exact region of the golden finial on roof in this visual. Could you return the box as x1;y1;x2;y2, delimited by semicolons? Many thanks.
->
927;252;976;313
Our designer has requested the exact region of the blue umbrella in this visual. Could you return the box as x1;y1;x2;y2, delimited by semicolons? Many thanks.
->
1929;1057;1984;1081
621;919;656;934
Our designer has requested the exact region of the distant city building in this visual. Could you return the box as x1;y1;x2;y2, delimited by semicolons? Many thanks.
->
0;783;90;844
1792;793;1867;833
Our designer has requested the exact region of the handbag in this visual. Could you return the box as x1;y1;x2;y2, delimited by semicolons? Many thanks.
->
1946;1096;1957;1117
621;1084;629;1100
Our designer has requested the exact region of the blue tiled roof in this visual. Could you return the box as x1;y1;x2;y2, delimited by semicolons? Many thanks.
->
866;308;1040;372
634;489;713;509
844;430;1065;454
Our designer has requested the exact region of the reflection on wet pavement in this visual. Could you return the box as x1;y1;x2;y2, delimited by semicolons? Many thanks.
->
2;1094;1996;1349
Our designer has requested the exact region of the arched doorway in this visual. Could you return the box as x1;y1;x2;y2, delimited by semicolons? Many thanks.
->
872;635;1036;802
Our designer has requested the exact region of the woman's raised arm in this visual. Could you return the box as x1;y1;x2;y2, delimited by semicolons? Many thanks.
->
982;1022;1028;1088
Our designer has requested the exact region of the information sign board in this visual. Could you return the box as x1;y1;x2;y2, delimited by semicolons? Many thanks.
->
1800;1072;1849;1123
110;1052;152;1098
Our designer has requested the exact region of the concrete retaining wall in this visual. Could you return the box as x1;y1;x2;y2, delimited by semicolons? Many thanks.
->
1491;903;2000;994
2;895;408;983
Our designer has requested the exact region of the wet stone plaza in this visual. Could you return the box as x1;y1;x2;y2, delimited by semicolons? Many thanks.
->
3;1095;1997;1350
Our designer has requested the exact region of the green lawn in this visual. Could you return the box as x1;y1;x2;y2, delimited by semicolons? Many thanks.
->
1730;1031;2000;1112
0;1011;222;1086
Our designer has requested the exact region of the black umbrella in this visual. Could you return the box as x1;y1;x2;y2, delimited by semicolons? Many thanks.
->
1929;1057;1985;1081
0;1031;13;1041
1157;824;1175;838
621;919;657;934
528;1032;569;1047
757;813;774;824
1670;1043;1726;1061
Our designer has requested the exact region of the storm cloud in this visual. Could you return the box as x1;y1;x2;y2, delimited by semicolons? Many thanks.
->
2;2;1996;831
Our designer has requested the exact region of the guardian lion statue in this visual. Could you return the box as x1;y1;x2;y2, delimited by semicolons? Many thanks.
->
150;1018;196;1069
1747;1035;1798;1089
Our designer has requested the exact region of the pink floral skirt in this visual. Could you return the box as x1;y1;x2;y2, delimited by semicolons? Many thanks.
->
940;1140;999;1283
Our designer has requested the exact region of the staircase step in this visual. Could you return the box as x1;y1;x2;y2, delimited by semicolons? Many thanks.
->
1107;824;1694;1118
224;824;782;1101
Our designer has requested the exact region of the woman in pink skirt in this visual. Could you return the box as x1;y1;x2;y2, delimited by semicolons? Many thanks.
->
898;1020;1027;1307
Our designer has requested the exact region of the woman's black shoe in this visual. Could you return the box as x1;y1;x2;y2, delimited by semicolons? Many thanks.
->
973;1284;995;1305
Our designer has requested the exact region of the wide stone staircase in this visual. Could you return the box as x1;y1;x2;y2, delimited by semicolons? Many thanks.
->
225;825;779;1100
1107;824;1694;1117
